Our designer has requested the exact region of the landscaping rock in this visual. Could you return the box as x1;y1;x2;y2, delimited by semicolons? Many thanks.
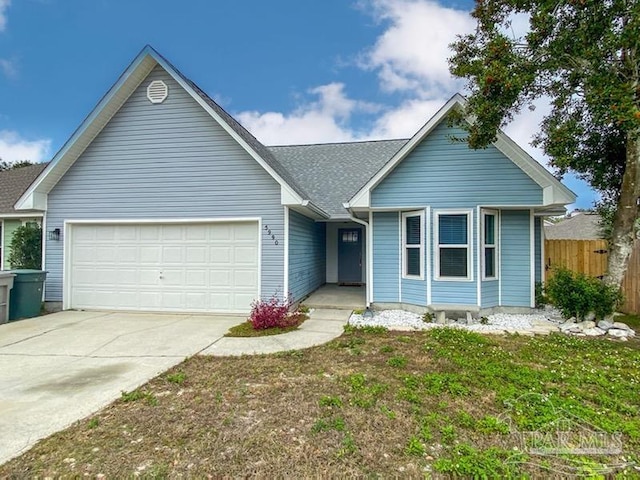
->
608;328;631;339
612;321;632;331
559;322;579;332
576;320;596;330
584;312;596;322
583;327;606;336
566;317;577;324
597;320;614;331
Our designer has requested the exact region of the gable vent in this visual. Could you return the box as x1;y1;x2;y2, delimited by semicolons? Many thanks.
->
147;80;168;104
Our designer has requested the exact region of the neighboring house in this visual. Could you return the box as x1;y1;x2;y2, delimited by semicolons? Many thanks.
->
15;46;575;314
0;164;48;270
544;212;604;240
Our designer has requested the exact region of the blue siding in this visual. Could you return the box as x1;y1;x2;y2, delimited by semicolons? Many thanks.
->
534;217;542;283
288;210;326;301
372;212;399;302
481;281;499;308
501;210;532;307
45;65;285;302
371;121;542;208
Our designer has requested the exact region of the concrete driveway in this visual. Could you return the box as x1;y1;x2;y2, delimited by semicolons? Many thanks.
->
0;310;240;465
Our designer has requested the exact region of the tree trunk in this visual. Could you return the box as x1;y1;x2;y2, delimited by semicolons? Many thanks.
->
605;132;640;288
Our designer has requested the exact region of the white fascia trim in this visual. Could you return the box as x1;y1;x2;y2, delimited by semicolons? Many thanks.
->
283;206;290;298
349;94;465;209
425;206;432;305
64;217;262;225
480;209;499;282
0;219;4;270
498;210;502;306
0;213;44;219
151;54;306;207
16;50;157;211
347;210;371;306
530;209;536;308
476;206;481;307
433;208;474;282
368;210;374;307
401;210;425;281
493;132;576;206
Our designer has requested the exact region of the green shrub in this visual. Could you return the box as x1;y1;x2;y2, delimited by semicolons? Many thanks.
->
422;312;434;323
545;267;622;319
8;223;42;269
535;281;547;308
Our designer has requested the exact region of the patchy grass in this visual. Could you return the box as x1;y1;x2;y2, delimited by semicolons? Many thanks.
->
1;330;639;478
225;313;307;337
617;313;640;330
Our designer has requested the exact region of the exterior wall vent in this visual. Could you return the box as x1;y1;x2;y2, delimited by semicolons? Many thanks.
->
147;80;168;104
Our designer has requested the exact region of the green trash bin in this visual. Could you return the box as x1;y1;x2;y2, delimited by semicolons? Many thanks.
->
8;270;47;321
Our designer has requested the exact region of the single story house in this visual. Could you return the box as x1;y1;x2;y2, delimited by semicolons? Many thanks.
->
15;46;575;314
0;163;47;269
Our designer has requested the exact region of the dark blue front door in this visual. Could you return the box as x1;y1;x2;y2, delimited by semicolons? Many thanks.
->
338;228;363;285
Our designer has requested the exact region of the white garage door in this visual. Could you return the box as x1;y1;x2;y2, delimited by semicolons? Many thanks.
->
68;222;259;313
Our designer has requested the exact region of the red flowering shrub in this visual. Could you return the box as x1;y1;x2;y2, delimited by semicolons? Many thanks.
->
248;295;292;330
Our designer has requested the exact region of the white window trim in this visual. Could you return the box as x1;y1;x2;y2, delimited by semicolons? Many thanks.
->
481;209;499;281
434;209;473;282
401;210;425;280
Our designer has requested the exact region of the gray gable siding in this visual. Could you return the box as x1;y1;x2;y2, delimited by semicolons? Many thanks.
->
371;122;543;208
288;209;326;302
44;66;284;302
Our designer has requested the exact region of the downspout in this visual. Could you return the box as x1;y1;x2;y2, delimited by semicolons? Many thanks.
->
346;209;371;307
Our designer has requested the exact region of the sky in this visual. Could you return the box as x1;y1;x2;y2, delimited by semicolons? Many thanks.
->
0;0;597;209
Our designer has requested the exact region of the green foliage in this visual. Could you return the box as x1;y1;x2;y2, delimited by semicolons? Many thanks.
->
319;395;343;408
535;282;548;308
120;389;157;406
87;418;99;429
386;355;408;368
0;159;36;171
433;443;525;477
545;267;622;319
422;312;433;323
449;0;640;288
405;436;425;456
8;223;42;269
166;371;186;385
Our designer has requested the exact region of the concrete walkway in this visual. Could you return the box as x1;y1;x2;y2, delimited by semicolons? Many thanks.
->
200;308;350;356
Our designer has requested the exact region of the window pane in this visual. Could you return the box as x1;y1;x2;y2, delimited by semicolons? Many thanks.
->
439;214;467;245
440;248;467;277
406;247;421;276
405;215;421;245
484;247;495;277
484;214;495;245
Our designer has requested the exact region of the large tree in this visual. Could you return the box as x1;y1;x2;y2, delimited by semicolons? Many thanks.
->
449;0;640;288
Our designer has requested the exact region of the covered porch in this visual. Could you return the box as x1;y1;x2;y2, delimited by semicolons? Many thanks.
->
303;284;366;310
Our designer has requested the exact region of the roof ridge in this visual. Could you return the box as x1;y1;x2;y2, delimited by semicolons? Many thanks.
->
267;138;410;148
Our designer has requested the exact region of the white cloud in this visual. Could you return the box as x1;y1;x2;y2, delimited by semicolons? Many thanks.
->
0;130;51;163
0;0;10;32
0;58;17;78
361;0;474;96
236;83;379;145
371;97;446;138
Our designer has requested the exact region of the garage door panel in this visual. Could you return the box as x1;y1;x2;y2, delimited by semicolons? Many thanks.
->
69;222;259;313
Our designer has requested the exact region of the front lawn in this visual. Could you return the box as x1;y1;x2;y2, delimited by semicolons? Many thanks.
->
2;329;639;477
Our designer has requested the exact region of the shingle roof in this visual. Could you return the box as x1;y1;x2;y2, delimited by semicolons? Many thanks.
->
0;163;48;215
269;139;408;216
544;212;604;240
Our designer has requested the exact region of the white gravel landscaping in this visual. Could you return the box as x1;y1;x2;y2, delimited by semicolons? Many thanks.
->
348;309;563;335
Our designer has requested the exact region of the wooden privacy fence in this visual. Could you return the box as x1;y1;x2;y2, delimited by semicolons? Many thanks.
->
545;239;640;314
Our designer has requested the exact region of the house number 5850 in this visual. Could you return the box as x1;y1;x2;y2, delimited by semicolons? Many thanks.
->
263;224;279;245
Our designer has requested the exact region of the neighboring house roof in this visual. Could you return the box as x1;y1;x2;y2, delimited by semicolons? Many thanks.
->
347;94;577;211
544;212;604;240
15;46;328;218
0;163;48;215
269;139;407;217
